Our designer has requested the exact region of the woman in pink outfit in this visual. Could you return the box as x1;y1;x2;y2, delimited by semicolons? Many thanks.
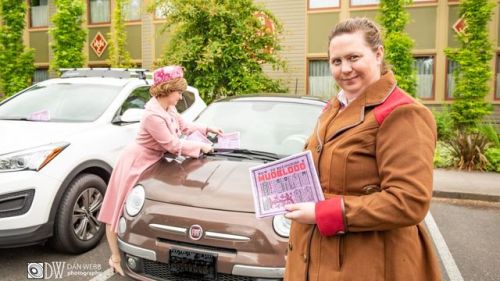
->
97;65;222;275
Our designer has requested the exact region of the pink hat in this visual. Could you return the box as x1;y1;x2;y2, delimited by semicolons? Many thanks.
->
153;65;184;86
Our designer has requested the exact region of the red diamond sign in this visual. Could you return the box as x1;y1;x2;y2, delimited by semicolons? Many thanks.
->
453;16;467;34
91;32;108;57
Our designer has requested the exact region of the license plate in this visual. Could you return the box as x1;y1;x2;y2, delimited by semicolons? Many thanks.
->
169;248;217;280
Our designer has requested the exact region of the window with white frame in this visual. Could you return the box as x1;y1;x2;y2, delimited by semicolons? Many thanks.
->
351;0;431;7
309;0;340;9
414;56;434;99
447;59;460;99
123;0;141;21
496;54;500;99
308;60;338;97
89;0;110;24
30;0;48;27
351;0;379;6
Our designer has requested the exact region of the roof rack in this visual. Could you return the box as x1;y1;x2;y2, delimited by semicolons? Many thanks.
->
60;68;151;81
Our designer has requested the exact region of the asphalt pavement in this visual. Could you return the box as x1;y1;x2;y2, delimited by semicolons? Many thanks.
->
433;169;500;202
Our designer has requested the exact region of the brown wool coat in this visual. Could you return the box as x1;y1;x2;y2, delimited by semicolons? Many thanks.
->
284;72;441;281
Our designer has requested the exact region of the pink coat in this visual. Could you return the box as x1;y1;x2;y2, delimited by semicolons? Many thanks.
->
98;97;207;232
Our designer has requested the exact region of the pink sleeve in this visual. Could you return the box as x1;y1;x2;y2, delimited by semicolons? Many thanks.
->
177;113;207;136
144;115;203;158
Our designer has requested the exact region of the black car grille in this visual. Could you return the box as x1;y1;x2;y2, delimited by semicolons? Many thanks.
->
143;259;254;281
0;189;35;218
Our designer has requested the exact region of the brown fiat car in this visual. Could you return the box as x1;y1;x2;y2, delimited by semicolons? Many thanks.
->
116;96;326;281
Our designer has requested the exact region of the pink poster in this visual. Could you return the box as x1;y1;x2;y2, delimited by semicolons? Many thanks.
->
249;150;324;218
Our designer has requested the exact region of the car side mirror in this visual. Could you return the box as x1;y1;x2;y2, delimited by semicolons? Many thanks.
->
120;108;144;123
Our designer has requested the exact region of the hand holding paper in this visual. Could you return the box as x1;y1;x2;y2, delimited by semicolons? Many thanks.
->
284;202;316;224
186;130;213;145
249;151;324;218
215;132;241;149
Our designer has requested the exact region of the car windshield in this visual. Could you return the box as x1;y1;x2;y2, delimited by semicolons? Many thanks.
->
0;83;121;122
195;99;323;156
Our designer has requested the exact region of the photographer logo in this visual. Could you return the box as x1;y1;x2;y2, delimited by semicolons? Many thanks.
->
26;261;101;279
27;263;44;279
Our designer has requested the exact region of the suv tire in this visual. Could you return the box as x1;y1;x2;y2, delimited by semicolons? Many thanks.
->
50;174;106;254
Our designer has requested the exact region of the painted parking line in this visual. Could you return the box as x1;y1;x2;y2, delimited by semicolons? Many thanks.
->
89;268;114;281
425;212;464;281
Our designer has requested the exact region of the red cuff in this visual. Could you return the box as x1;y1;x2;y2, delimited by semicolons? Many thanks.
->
315;196;346;236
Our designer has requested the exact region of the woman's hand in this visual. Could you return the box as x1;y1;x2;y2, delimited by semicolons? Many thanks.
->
207;127;223;135
284;202;317;224
200;144;213;154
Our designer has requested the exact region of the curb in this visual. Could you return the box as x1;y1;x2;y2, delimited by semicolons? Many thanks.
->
432;190;500;203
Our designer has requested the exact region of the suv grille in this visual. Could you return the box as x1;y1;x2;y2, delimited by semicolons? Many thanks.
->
143;259;254;281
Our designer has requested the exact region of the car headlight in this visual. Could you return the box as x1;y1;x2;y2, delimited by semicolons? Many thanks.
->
125;185;145;216
273;214;291;238
0;142;70;172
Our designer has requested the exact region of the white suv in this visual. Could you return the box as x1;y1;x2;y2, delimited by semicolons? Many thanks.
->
0;69;206;253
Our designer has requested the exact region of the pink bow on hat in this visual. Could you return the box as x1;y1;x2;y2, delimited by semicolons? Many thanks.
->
153;65;184;85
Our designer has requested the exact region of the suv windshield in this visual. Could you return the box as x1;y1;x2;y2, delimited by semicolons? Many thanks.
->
0;83;121;122
195;100;323;156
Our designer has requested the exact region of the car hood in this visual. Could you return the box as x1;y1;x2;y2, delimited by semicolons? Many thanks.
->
140;157;262;213
0;120;95;154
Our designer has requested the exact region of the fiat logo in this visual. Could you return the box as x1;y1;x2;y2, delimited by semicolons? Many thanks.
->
189;225;204;240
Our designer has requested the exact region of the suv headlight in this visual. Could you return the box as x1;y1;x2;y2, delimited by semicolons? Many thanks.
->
0;142;70;172
273;214;291;238
125;185;145;216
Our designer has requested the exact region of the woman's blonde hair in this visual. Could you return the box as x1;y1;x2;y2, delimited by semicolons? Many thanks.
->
328;17;388;73
149;77;188;98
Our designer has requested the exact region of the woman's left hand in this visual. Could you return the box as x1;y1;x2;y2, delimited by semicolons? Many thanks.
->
284;202;316;224
207;127;223;135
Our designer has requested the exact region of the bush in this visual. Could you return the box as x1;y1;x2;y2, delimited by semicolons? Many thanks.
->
432;107;454;142
50;0;87;74
446;131;491;171
444;0;494;131
477;123;499;146
154;0;287;103
434;141;454;168
378;0;417;96
485;147;500;172
0;0;35;97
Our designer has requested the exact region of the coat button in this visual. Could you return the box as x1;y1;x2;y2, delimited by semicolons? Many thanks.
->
302;255;308;263
316;145;322;153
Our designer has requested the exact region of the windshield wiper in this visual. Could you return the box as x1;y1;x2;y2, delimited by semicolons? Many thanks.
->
209;148;282;161
0;117;30;121
206;151;255;160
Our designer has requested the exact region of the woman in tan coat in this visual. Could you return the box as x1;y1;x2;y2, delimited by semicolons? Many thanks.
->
284;18;441;281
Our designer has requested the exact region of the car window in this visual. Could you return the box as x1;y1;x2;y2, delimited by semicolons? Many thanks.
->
176;91;195;113
195;100;323;155
119;86;150;115
0;83;121;122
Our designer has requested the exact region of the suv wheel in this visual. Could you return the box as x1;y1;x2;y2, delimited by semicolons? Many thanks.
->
50;173;106;254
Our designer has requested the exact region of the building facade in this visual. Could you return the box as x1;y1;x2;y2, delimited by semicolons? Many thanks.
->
25;0;500;115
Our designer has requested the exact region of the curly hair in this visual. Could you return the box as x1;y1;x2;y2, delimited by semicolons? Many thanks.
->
149;77;188;98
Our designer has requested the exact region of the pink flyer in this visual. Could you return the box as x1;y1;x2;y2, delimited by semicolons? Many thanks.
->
186;130;213;145
249;150;324;218
28;109;50;121
215;132;240;149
